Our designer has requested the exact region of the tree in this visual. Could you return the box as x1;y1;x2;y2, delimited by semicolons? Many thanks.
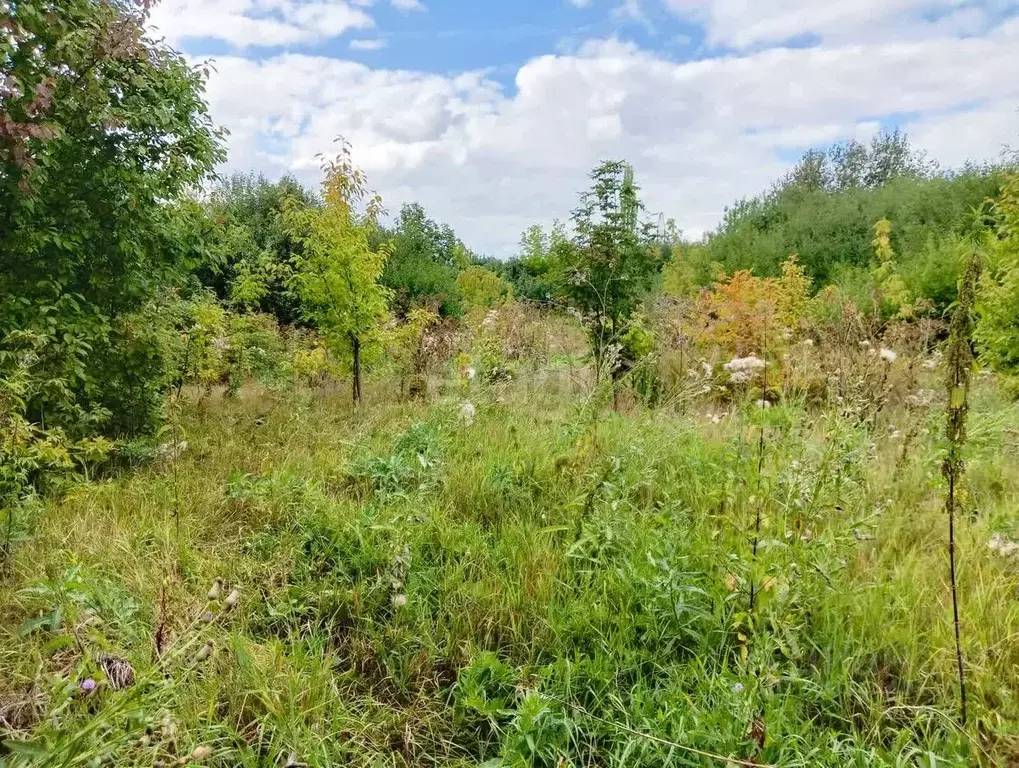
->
199;173;318;324
456;266;512;312
286;143;391;404
975;171;1019;392
381;203;467;318
561;161;660;384
1;0;225;435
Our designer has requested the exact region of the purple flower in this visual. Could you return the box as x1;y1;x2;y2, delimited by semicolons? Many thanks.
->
81;678;97;694
732;683;744;693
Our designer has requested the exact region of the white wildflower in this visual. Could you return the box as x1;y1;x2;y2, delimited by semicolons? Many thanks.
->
701;361;713;377
756;399;771;409
801;338;815;347
459;402;476;425
466;367;477;381
724;356;765;383
879;348;897;364
392;593;408;609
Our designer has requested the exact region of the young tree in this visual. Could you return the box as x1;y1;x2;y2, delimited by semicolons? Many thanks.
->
286;143;391;404
1;0;225;435
560;161;660;385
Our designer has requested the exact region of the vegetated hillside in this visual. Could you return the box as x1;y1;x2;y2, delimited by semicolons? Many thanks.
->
4;2;1019;766
658;133;1010;311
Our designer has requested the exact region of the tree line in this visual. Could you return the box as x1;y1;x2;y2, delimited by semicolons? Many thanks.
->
3;0;1019;505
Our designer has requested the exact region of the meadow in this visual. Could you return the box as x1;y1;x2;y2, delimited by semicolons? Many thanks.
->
2;325;1019;767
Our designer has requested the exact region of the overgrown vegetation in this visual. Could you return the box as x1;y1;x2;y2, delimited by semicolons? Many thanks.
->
3;2;1019;766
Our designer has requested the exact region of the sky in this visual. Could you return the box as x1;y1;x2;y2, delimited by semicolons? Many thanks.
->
146;0;1019;256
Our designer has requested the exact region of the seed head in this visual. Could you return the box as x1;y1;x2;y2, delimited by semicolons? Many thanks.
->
207;578;223;601
225;588;240;610
190;745;213;761
194;640;213;663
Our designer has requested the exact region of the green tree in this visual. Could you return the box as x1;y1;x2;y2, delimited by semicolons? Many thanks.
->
498;221;568;303
975;171;1019;391
286;144;391;404
1;0;225;435
701;134;1009;302
381;203;467;318
456;266;512;311
199;173;318;323
561;161;660;383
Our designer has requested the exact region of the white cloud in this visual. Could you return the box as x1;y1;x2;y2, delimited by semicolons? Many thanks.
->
148;0;379;48
662;0;1005;48
191;19;1019;255
390;0;426;9
350;38;388;50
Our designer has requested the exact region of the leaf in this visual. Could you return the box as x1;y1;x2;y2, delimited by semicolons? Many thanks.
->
17;611;57;636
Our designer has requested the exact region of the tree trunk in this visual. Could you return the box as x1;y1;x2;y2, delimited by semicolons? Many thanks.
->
351;334;362;404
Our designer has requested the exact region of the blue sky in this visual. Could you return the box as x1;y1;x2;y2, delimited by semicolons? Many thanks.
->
148;0;1019;256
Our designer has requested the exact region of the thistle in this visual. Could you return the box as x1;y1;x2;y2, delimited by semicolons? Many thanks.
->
942;250;981;726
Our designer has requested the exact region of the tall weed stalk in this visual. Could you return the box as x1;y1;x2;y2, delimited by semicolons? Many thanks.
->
942;251;981;726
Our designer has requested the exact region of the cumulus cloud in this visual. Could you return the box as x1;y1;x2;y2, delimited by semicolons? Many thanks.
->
179;4;1019;255
147;0;408;48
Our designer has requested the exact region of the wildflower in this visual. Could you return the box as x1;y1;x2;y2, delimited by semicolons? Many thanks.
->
466;367;477;381
701;361;713;377
392;593;408;609
207;578;223;601
201;610;214;623
801;338;815;347
225;589;240;611
459;402;476;425
732;682;744;693
879;348;897;364
80;678;97;696
756;399;771;409
859;340;872;349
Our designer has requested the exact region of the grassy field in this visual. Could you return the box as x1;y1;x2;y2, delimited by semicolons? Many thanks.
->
1;362;1019;767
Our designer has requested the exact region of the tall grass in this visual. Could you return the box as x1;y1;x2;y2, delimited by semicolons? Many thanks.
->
0;360;1018;766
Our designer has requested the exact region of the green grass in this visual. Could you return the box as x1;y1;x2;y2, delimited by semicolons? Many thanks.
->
2;375;1019;766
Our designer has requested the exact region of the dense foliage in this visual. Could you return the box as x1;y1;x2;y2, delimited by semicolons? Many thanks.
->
686;133;1010;311
1;0;224;439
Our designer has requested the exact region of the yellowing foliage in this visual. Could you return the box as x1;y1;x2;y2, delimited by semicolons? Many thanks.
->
686;257;812;356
